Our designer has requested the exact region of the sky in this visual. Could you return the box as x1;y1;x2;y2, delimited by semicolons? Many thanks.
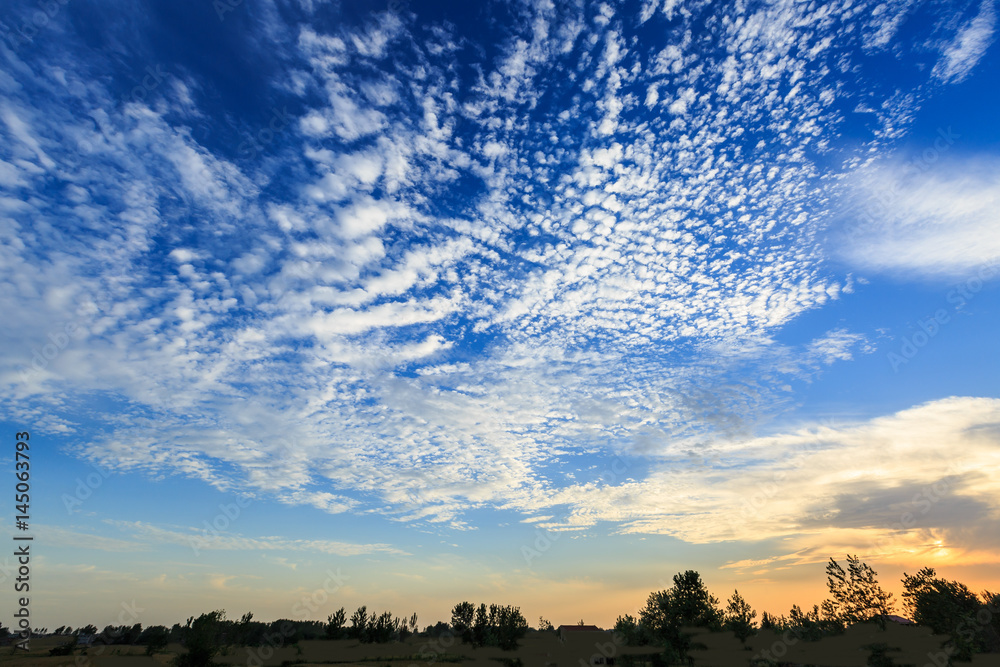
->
1;0;999;632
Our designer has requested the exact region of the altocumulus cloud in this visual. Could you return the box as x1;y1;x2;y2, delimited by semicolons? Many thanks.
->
0;0;994;543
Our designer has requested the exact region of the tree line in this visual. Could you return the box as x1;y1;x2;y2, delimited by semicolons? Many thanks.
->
613;555;1000;664
15;555;999;666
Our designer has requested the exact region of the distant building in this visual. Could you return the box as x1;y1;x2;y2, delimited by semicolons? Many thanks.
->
557;624;608;644
558;624;604;635
881;614;915;625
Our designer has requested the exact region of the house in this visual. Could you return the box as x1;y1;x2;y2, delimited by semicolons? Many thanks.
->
881;614;915;625
558;624;605;636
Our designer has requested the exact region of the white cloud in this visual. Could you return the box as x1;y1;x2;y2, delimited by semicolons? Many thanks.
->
543;397;1000;571
109;520;406;555
933;0;996;83
837;157;1000;277
336;196;408;238
1;0;992;547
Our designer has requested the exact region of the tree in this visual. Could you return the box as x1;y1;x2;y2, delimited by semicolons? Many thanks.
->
174;610;225;667
786;604;824;641
472;604;489;647
451;602;527;649
139;625;171;655
901;568;997;659
451;602;475;644
671;570;723;628
425;621;450;638
349;606;369;641
367;611;397;643
723;590;757;645
900;566;937;620
538;617;554;632
491;605;528;650
759;611;778;631
824;555;894;628
614;614;647;646
326;608;347;639
234;612;253;646
982;591;1000;653
638;571;723;660
122;622;143;645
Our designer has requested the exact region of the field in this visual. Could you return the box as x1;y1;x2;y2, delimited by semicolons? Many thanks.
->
3;624;1000;667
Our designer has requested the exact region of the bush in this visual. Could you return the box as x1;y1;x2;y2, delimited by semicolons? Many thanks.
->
173;610;225;667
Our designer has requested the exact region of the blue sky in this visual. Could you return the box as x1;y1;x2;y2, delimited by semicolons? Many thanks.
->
1;0;999;629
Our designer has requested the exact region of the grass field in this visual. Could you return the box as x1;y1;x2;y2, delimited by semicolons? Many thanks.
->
3;624;1000;667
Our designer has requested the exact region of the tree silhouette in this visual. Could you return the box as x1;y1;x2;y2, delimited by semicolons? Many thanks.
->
786;604;826;640
472;604;489;646
723;590;757;645
326;607;347;639
823;555;894;628
759;611;778;630
613;614;646;645
490;605;529;650
451;602;475;644
139;625;170;656
901;567;998;659
349;606;368;641
638;570;722;660
451;601;527;649
174;610;225;667
900;566;937;620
